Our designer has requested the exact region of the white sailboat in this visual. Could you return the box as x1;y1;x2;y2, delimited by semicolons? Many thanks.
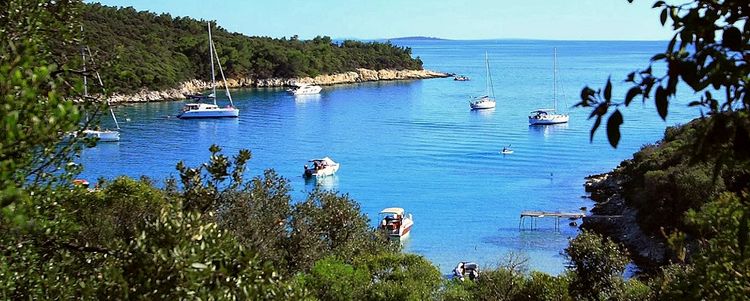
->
81;42;120;142
178;22;239;119
470;52;497;110
529;48;569;125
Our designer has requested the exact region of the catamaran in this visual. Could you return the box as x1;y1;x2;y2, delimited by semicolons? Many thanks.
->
470;52;497;110
529;48;569;125
178;22;239;119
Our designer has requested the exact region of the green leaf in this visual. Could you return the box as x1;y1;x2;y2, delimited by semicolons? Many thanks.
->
606;110;623;148
590;115;602;142
604;77;612;102
655;86;668;120
660;8;668;26
624;87;641;106
722;26;742;51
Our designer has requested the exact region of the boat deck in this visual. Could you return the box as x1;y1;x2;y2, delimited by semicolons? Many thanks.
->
519;210;586;230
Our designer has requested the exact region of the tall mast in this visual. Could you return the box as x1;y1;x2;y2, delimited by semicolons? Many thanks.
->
208;21;217;106
81;26;88;98
553;47;558;111
212;38;234;107
485;51;494;98
87;47;120;130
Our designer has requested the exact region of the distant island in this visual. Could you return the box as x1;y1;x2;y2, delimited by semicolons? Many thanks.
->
387;36;448;41
77;4;446;97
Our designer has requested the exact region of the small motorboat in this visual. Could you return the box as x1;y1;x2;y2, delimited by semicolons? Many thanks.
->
500;144;513;154
453;262;480;281
303;157;340;178
378;207;413;239
453;75;470;81
288;83;322;95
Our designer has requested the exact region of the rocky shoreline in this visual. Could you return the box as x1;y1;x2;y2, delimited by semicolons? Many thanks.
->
582;170;668;272
108;68;450;103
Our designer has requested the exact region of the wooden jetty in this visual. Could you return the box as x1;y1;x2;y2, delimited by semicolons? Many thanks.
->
519;210;587;230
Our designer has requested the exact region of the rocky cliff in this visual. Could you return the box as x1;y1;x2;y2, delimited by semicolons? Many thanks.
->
108;68;449;103
582;171;668;272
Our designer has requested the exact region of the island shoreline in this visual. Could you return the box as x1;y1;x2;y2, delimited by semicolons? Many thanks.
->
108;68;450;104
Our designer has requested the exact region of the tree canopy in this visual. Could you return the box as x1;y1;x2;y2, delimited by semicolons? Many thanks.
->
80;3;424;93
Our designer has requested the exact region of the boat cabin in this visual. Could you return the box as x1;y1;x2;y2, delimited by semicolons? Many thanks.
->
379;207;405;234
453;262;480;281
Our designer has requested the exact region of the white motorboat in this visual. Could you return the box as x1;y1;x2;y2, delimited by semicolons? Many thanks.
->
501;145;514;154
288;84;322;95
452;262;480;281
529;48;569;125
178;22;239;119
470;52;496;110
454;75;470;81
378;207;413;239
303;157;340;178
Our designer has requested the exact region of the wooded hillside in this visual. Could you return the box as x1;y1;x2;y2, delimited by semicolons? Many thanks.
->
80;3;423;93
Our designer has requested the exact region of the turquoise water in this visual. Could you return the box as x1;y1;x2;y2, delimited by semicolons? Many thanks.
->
80;40;699;274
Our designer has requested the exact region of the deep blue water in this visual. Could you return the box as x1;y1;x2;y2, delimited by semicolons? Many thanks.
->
80;40;699;274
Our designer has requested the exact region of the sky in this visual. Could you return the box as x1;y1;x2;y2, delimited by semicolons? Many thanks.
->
90;0;674;41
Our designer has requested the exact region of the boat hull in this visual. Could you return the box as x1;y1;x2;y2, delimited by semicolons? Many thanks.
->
83;129;120;142
304;163;340;178
177;108;239;119
470;99;496;110
290;85;322;95
528;114;569;125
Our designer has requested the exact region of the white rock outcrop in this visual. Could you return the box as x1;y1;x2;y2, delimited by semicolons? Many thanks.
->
108;69;449;103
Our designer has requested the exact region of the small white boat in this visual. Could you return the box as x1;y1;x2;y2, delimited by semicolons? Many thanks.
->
378;207;413;239
470;52;496;110
178;22;239;119
500;145;514;154
452;262;480;281
454;75;470;81
529;48;569;125
288;84;322;95
303;157;340;178
83;129;120;142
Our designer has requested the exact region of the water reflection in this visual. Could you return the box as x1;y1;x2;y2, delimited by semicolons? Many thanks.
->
294;94;322;104
470;107;496;116
528;122;569;138
304;174;339;191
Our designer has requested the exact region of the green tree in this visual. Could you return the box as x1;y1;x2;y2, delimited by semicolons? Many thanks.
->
578;0;748;149
566;231;629;300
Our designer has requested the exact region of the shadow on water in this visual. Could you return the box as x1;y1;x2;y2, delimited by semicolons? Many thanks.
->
470;107;496;117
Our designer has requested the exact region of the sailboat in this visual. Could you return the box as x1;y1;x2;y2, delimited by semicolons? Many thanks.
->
469;52;497;110
528;47;569;125
177;22;239;119
81;41;120;142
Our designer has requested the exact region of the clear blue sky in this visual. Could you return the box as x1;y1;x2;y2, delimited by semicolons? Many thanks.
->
89;0;673;40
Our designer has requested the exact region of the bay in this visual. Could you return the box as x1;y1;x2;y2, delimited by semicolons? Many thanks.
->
80;40;699;274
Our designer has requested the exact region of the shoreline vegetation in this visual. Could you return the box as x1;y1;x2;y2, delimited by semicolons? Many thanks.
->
108;68;449;103
81;4;432;98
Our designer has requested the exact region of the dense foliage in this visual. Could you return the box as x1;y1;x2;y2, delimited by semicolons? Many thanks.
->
2;0;749;299
80;3;423;93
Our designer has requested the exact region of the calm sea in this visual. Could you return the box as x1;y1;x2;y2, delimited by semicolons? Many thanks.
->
80;40;699;274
